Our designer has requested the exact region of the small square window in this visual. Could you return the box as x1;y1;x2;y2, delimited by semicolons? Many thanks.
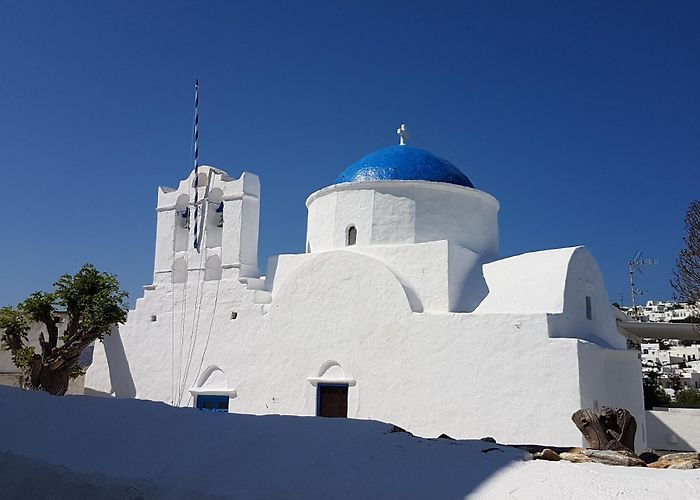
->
585;296;592;320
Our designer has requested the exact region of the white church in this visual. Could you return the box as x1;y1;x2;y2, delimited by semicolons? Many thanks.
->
85;127;646;449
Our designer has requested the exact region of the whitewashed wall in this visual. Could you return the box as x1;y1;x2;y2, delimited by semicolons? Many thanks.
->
647;408;700;451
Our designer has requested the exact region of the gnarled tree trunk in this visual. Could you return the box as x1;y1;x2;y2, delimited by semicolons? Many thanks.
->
572;407;637;453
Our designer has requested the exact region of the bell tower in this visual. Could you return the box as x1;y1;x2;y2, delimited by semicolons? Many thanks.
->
152;166;260;285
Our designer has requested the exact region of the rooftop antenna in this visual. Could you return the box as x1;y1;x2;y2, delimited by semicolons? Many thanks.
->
628;251;658;319
192;79;201;251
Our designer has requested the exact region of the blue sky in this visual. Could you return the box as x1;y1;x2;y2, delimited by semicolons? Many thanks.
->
1;0;698;308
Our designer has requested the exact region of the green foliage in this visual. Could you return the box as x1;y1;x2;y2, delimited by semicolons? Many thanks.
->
643;368;671;409
21;291;55;324
0;306;30;341
668;373;685;394
0;306;32;368
52;264;128;340
675;388;700;404
12;345;36;369
0;263;128;395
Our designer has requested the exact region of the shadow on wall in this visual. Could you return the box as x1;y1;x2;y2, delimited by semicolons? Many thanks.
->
455;263;490;312
646;410;696;452
84;329;136;398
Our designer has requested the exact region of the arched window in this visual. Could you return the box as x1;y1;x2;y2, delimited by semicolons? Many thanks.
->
346;225;357;246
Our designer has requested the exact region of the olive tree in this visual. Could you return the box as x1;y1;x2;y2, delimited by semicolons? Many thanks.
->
0;264;128;395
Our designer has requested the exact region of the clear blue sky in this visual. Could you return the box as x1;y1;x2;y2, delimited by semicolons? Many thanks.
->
1;0;698;308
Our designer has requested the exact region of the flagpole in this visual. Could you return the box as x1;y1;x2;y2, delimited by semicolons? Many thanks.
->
192;79;200;251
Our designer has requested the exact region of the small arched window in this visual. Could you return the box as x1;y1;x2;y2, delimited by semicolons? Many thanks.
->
346;225;357;246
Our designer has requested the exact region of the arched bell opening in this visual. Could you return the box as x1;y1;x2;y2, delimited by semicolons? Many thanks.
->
192;172;209;189
206;188;223;248
174;194;190;252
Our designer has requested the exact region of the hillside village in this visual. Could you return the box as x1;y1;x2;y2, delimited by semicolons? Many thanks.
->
615;300;700;398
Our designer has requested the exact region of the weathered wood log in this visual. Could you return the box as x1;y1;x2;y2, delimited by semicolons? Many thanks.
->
572;409;609;449
571;407;637;453
599;406;636;451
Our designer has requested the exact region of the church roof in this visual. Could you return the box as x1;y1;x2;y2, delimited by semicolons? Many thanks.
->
334;145;474;188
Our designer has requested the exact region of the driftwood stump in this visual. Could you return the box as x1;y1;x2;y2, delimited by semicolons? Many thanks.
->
572;407;636;453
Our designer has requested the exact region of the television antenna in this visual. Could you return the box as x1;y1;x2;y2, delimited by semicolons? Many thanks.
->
628;251;658;319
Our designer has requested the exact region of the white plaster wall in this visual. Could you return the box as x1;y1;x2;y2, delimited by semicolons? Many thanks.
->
558;247;624;349
371;191;416;244
475;247;625;348
222;172;260;277
332;241;487;313
447;244;490;312
86;246;641;448
305;190;336;252
647;408;700;451
475;248;574;314
333;189;376;247
576;341;647;451
306;181;499;258
341;241;450;313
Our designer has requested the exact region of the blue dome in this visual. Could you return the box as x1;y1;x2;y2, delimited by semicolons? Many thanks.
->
334;145;474;188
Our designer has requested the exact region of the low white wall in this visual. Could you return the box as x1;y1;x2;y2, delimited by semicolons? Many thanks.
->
646;408;700;451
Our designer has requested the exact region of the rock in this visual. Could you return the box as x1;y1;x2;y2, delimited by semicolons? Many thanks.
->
652;452;700;469
534;448;561;461
583;449;646;467
559;452;593;463
668;460;699;470
438;433;454;440
608;448;639;458
647;461;669;469
638;451;660;464
657;452;700;462
480;436;496;443
566;447;586;454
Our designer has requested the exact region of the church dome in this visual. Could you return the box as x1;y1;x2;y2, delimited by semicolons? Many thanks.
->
334;145;474;188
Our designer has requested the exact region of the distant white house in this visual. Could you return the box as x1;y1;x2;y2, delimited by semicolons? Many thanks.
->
627;300;699;323
85;135;646;449
641;341;700;393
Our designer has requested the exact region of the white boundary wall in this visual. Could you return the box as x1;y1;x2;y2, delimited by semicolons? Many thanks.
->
647;408;700;451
